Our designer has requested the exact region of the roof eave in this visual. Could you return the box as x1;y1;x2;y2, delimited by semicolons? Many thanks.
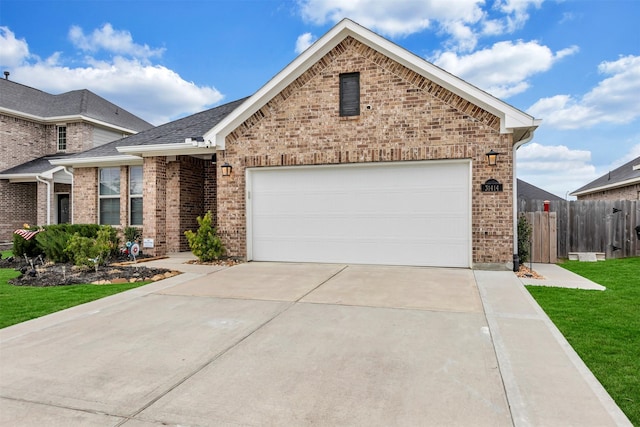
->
49;155;143;168
570;176;640;196
117;143;216;157
203;18;540;149
0;107;142;135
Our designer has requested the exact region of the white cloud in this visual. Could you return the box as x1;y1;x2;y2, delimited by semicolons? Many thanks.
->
517;142;597;198
0;26;30;68
433;40;578;98
295;32;317;54
69;24;165;59
528;55;640;129
0;26;222;125
297;0;544;51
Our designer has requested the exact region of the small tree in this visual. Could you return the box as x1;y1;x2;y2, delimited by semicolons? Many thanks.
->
184;211;225;262
517;214;532;264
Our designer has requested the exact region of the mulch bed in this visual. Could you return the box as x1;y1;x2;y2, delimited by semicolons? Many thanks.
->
515;264;544;279
0;256;180;287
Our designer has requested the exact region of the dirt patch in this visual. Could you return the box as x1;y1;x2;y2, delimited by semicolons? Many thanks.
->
0;256;180;287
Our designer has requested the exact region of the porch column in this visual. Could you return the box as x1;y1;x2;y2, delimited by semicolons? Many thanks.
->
143;156;167;256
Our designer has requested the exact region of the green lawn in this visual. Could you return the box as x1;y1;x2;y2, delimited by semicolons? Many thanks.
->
527;257;640;425
0;269;149;329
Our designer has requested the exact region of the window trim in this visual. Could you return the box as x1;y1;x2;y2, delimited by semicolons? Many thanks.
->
129;166;143;226
98;167;121;226
339;72;360;117
57;125;67;152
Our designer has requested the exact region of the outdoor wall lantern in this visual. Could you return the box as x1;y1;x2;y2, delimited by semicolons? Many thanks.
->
486;149;500;166
221;162;233;177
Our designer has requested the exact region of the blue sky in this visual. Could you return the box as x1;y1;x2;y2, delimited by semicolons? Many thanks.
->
1;0;639;198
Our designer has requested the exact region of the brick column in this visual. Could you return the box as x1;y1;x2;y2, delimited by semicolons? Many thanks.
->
143;157;167;256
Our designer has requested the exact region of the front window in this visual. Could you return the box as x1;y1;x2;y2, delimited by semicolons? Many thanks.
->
57;125;67;151
129;166;143;226
99;167;120;225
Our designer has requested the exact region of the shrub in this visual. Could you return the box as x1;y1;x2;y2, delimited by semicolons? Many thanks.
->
12;226;42;258
184;211;225;262
123;226;142;244
517;214;532;264
65;225;120;268
34;224;116;263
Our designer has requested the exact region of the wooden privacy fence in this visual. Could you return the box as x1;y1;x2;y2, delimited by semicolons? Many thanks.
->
518;199;640;260
523;211;557;263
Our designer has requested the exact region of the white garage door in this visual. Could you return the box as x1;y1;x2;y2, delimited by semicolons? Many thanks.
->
247;160;471;267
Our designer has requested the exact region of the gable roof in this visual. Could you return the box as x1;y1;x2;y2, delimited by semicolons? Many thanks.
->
203;18;540;150
51;98;247;167
517;179;564;202
570;155;640;197
0;78;153;133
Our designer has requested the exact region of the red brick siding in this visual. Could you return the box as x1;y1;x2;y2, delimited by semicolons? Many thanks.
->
217;37;515;265
143;157;167;256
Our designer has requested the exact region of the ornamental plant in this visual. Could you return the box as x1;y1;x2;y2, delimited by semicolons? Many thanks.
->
517;214;532;264
184;211;225;262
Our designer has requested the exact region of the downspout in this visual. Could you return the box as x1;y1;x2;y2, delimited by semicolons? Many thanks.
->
512;130;535;271
62;167;74;223
35;175;51;225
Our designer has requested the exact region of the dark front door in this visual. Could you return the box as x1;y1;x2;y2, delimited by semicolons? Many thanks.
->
57;194;70;224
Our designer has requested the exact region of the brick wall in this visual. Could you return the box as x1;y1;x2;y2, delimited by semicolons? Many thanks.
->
65;122;94;153
73;168;99;224
0;113;55;171
217;36;515;265
577;184;640;201
0;181;36;243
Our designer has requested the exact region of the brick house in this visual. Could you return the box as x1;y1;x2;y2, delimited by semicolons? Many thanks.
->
54;19;540;269
570;155;640;200
0;77;152;245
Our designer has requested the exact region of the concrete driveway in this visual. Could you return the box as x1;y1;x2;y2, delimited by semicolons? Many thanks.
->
0;262;630;426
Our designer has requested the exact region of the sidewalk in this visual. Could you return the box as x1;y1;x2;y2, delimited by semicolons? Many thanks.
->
519;262;606;290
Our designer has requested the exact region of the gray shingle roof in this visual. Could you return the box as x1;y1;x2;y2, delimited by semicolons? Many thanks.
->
67;97;248;159
517;179;563;202
0;79;153;132
0;154;74;175
571;155;640;195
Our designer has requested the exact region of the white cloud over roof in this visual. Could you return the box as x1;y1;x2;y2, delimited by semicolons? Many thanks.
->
0;26;222;125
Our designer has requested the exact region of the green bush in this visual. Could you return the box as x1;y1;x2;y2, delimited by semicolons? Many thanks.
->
517;214;532;264
12;226;42;258
65;226;119;267
34;224;116;263
123;226;142;244
184;211;225;262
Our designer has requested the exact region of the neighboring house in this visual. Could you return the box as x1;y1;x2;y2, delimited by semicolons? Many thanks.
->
517;179;564;204
571;155;640;200
0;77;152;245
53;19;540;269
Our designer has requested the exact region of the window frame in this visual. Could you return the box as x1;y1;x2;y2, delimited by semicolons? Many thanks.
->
339;72;360;117
57;125;67;151
98;167;121;226
129;165;143;226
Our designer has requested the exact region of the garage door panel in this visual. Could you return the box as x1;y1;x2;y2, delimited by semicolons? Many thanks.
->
248;161;471;267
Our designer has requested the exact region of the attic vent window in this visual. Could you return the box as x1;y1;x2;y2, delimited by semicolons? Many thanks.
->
340;72;360;117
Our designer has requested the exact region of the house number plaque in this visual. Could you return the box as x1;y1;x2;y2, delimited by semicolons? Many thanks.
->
481;179;503;192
